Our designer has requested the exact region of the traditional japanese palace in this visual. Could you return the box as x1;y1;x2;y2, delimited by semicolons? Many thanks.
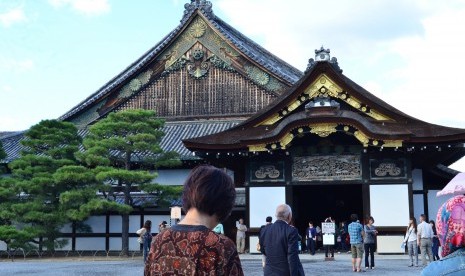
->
2;0;465;254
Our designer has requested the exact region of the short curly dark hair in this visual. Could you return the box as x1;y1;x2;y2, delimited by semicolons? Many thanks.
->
182;165;236;222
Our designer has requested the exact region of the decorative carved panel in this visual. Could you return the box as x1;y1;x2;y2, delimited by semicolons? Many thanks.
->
369;159;407;179
292;155;361;181
249;162;285;182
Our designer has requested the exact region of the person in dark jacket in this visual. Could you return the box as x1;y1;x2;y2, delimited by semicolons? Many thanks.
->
306;221;317;255
260;204;305;276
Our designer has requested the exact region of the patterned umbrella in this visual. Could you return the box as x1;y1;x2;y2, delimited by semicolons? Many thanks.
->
437;172;465;197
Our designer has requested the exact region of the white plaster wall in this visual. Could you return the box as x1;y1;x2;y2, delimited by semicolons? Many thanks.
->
377;235;405;253
109;238;121;251
249;236;259;254
60;223;72;233
109;216;121;233
412;169;423;190
370;184;409;226
75;237;105;251
153;169;190;185
84;216;105;233
0;240;7;251
413;194;424;221
142;215;173;233
129;215;140;233
249;186;286;228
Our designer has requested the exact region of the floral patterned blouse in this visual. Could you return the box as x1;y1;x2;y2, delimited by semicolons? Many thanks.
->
144;224;243;276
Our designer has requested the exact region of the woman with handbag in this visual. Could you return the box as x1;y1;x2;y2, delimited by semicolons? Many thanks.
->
137;220;152;263
404;218;419;267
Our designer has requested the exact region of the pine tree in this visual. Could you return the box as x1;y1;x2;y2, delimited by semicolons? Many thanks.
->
80;109;181;256
0;120;98;252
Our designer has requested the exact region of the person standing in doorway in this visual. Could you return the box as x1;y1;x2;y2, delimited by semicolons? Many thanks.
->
259;216;273;268
348;214;364;273
236;218;247;254
417;214;434;266
429;220;440;261
404;217;419;267
363;216;378;269
260;204;305;275
306;221;317;255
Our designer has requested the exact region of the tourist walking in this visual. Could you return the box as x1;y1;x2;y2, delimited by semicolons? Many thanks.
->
429;220;440;261
404;217;419;267
306;221;317;255
422;195;465;276
260;204;305;276
363;216;377;269
144;165;243;276
348;213;364;273
259;216;273;268
417;214;434;266
137;220;152;263
236;218;247;254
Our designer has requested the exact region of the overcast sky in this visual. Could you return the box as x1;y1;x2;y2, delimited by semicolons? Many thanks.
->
1;0;464;170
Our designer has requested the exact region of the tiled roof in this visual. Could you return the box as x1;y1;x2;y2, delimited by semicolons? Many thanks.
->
58;1;302;122
0;120;240;164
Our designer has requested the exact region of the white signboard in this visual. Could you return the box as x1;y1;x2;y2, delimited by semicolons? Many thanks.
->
323;234;335;245
170;206;182;219
322;222;335;234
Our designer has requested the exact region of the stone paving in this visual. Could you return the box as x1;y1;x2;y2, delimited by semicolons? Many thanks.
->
0;253;424;275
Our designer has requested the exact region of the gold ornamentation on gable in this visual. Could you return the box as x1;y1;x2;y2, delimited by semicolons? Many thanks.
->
248;144;267;152
258;74;393;126
279;133;294;148
382;140;403;148
309;124;337;137
189;18;207;38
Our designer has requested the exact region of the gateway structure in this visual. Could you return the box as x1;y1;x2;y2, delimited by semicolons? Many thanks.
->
184;48;465;253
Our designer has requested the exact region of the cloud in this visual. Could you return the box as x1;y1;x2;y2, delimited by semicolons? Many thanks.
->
48;0;110;16
0;7;27;27
0;57;34;72
216;0;465;129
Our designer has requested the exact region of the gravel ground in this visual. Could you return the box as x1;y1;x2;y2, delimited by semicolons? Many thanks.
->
0;253;424;275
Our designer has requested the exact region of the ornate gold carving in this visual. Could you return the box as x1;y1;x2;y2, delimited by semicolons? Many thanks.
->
292;155;362;181
259;114;282;126
309;124;337;137
279;133;294;148
248;144;267;152
255;165;280;179
382;140;403;147
354;130;370;147
189;18;207;38
258;73;393;126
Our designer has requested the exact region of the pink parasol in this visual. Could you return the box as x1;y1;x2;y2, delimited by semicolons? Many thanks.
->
437;172;465;197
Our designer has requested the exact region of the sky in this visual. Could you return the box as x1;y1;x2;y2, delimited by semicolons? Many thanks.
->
1;0;465;170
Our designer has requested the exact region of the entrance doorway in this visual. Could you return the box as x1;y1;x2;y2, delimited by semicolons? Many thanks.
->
292;184;363;238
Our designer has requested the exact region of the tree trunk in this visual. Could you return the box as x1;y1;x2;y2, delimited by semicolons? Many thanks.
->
121;182;131;257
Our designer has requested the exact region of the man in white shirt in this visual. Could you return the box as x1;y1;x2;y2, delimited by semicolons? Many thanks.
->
417;214;434;266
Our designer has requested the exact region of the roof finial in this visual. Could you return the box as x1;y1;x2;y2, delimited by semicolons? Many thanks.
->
305;46;343;73
183;0;214;21
315;46;330;61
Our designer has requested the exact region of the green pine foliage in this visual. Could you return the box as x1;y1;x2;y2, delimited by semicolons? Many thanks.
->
79;109;181;256
0;120;98;252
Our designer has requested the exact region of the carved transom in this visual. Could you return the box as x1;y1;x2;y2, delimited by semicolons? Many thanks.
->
292;155;361;181
374;163;401;177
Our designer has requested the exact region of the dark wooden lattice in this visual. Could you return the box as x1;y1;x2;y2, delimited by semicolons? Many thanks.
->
117;67;277;118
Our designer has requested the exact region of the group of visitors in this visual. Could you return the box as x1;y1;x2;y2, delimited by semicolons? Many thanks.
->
135;164;465;275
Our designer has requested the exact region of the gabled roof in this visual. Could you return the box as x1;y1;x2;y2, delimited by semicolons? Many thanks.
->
59;0;302;123
183;54;465;152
